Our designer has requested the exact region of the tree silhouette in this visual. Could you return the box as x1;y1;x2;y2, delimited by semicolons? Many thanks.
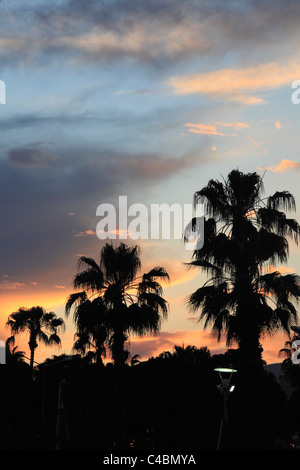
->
130;353;141;366
72;328;107;365
185;169;300;373
5;335;26;365
66;242;169;368
6;306;65;374
66;293;108;366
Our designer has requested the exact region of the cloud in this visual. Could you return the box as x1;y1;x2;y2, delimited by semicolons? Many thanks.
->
247;136;260;147
126;327;285;364
169;59;300;104
215;121;249;130
115;89;152;95
7;146;57;168
0;142;204;291
53;21;211;64
73;229;96;238
0;279;25;290
126;329;229;361
185;123;235;136
3;0;300;69
184;121;248;136
260;159;300;173
141;257;200;289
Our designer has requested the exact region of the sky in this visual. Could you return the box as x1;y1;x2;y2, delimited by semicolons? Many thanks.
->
1;0;300;365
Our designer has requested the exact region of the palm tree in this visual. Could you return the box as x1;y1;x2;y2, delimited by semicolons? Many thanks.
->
6;306;65;374
72;326;107;365
5;336;26;366
66;242;169;368
130;353;141;366
185;169;300;372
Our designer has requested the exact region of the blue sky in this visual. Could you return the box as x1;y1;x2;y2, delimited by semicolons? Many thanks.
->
1;0;300;363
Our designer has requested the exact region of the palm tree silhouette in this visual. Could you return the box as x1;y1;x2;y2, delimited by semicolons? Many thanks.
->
130;353;141;366
72;327;107;365
5;335;26;365
66;242;169;367
185;169;300;372
6;306;65;374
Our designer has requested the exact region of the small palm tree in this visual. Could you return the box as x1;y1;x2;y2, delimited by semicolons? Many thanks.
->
66;242;169;368
6;306;65;374
5;336;26;366
130;354;141;366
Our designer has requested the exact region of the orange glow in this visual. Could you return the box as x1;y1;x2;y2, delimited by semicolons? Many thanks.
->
0;271;291;366
126;328;287;365
0;289;70;362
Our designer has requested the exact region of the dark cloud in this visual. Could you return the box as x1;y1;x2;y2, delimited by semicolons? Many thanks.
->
1;0;300;69
0;144;204;284
0;111;115;132
7;145;57;168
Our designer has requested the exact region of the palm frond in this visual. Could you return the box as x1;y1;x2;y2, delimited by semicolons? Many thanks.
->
267;191;296;213
138;291;169;318
65;291;88;317
143;266;170;281
77;256;102;273
73;269;104;292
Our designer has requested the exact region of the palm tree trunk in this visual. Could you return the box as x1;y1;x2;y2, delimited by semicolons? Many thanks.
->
235;270;264;374
28;333;37;376
112;330;126;368
112;327;127;448
238;330;263;374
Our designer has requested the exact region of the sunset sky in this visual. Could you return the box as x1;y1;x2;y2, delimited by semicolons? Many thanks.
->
1;0;300;365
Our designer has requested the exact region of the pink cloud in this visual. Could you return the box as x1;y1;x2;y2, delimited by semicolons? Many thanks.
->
169;59;300;104
260;159;300;173
73;229;96;237
184;121;248;136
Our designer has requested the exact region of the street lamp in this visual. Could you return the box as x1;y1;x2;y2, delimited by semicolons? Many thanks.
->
41;356;72;425
214;367;237;450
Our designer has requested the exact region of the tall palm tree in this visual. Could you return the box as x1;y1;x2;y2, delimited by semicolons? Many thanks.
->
185;169;300;372
6;306;65;374
66;242;169;368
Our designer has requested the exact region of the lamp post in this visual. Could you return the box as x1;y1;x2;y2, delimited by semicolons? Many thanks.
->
214;367;237;450
41;356;72;425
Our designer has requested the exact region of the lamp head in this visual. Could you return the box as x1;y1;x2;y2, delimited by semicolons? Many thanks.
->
214;367;237;392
